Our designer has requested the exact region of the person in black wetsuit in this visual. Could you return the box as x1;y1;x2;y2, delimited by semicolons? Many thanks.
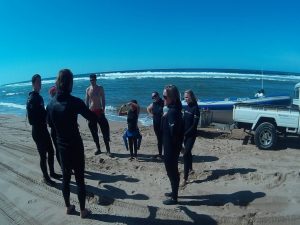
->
46;85;61;168
161;84;184;205
147;91;164;159
47;69;97;218
26;74;62;187
181;89;200;187
119;100;140;160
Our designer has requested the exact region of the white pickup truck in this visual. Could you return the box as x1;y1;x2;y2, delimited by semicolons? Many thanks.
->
233;83;300;150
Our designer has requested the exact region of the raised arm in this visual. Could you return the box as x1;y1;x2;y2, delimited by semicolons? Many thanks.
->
118;104;128;116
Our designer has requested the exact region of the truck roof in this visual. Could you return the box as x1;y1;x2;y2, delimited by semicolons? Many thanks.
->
295;83;300;89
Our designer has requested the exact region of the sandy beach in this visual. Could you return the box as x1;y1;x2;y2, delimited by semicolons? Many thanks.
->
1;114;300;225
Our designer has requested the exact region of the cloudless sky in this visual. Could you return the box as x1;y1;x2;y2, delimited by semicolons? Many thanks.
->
0;0;300;85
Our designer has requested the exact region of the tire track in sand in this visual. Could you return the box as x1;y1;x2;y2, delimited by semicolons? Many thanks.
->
1;160;300;225
0;193;42;225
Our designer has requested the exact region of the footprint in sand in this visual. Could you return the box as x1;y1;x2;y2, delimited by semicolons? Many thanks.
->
28;199;38;204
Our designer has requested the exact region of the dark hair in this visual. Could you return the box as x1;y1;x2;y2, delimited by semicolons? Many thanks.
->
130;99;138;104
31;74;41;84
56;69;73;93
184;89;197;104
152;91;159;97
90;74;97;79
164;84;182;110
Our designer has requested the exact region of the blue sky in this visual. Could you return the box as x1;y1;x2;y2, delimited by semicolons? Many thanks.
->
0;0;300;85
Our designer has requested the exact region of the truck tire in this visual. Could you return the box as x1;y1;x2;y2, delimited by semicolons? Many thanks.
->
254;122;277;150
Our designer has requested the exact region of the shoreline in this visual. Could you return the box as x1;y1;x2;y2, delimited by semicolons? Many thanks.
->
1;114;300;224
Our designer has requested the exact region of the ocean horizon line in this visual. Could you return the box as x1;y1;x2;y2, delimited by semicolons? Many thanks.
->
3;68;300;86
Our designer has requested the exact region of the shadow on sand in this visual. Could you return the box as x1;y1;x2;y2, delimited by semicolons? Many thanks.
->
179;155;219;164
194;168;256;184
273;136;300;150
88;205;217;225
85;170;139;183
86;184;149;203
178;190;265;206
197;129;229;139
110;152;165;163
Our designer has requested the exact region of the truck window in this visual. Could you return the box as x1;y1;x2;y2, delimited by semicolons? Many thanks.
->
294;89;299;99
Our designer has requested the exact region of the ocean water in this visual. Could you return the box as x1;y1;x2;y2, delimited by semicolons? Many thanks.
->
0;69;299;126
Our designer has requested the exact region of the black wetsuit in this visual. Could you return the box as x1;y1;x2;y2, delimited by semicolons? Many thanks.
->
152;98;164;156
50;127;61;167
26;91;55;181
47;92;97;210
162;104;184;200
88;111;111;153
127;109;138;158
183;102;200;180
46;103;61;168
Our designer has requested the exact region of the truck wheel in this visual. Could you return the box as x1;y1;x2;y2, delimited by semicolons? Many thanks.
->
254;122;277;150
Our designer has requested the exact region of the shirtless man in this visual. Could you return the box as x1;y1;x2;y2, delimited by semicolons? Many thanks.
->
85;74;111;156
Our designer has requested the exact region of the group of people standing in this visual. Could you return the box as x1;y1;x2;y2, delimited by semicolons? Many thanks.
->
26;69;200;219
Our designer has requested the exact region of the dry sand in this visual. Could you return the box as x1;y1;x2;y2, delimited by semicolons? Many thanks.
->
0;114;300;225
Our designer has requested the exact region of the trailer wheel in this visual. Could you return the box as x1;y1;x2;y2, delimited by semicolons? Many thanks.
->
254;122;277;150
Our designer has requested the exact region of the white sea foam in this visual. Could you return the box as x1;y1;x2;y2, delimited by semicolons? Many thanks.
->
5;92;23;96
73;77;91;81
5;77;94;87
105;105;117;112
104;111;152;126
138;115;152;126
99;71;300;82
0;102;26;110
5;79;57;87
5;82;32;87
5;71;300;87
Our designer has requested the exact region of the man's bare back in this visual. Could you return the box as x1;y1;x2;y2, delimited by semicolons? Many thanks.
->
86;85;105;111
